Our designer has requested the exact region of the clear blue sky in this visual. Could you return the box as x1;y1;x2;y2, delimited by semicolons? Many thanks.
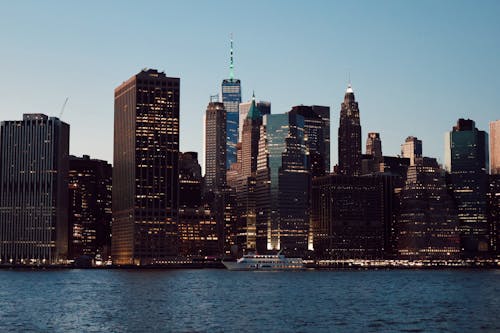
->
0;0;499;169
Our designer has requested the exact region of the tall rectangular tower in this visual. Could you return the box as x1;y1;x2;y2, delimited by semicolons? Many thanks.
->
112;69;180;265
445;118;489;255
204;100;227;192
0;114;69;264
221;37;242;169
401;136;422;166
490;120;500;174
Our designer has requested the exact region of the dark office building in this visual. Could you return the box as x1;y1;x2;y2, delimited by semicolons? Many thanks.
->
68;155;112;260
222;38;242;169
0;114;69;264
178;152;218;256
204;100;226;192
338;84;362;176
396;157;460;259
311;174;388;259
488;174;500;254
112;69;180;265
290;105;330;177
445;118;489;255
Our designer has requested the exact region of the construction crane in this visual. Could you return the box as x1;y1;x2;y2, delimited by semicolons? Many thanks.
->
58;97;69;119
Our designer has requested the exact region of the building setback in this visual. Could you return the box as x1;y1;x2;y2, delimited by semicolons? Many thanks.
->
68;155;112;260
338;84;361;176
401;136;422;166
112;69;180;265
445;118;489;255
239;99;271;142
0;114;69;264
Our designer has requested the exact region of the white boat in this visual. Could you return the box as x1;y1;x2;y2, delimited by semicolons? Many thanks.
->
222;251;304;271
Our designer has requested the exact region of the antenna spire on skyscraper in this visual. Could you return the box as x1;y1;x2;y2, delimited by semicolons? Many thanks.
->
229;33;234;80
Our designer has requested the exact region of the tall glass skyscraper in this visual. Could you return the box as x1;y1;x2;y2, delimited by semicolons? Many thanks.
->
445;118;489;255
221;37;241;169
258;112;310;254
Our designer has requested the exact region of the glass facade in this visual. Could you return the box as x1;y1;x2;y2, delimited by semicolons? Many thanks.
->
221;79;241;169
445;119;489;255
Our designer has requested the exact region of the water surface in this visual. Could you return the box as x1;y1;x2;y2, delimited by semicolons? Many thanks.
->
0;269;499;332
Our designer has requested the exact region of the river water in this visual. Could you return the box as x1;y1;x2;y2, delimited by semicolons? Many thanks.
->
0;269;499;332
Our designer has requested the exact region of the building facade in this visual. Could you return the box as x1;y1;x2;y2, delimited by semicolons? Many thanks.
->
204;100;226;192
112;69;180;265
396;157;460;259
311;174;388;259
290;105;330;177
366;132;382;159
239;100;271;142
401;136;422;166
0;114;69;264
68;155;112;260
445;118;489;255
221;38;241;169
338;84;361;176
490;120;500;175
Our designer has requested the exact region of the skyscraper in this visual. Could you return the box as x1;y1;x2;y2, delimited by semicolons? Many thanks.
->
0;114;69;264
338;84;361;176
68;155;112;260
204;100;226;192
259;112;310;254
401;136;422;166
239;99;271;142
221;37;242;169
445;118;489;255
290;105;331;177
112;69;180;265
490;120;500;174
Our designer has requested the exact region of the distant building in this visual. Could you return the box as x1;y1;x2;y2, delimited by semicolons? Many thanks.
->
311;174;390;259
178;152;218;256
221;37;242;169
396;157;460;259
68;155;112;260
488;174;500;255
445;118;489;255
490;120;500;174
401;136;422;166
112;69;180;265
0;114;69;264
204;100;226;192
290;105;331;177
338;84;362;176
239;100;270;142
366;132;382;159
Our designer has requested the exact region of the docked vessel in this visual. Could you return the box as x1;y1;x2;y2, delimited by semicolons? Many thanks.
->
222;251;304;271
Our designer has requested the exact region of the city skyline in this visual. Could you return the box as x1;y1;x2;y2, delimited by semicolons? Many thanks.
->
0;1;499;170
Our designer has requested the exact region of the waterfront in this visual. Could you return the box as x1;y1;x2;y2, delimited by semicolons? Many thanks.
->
0;270;499;332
